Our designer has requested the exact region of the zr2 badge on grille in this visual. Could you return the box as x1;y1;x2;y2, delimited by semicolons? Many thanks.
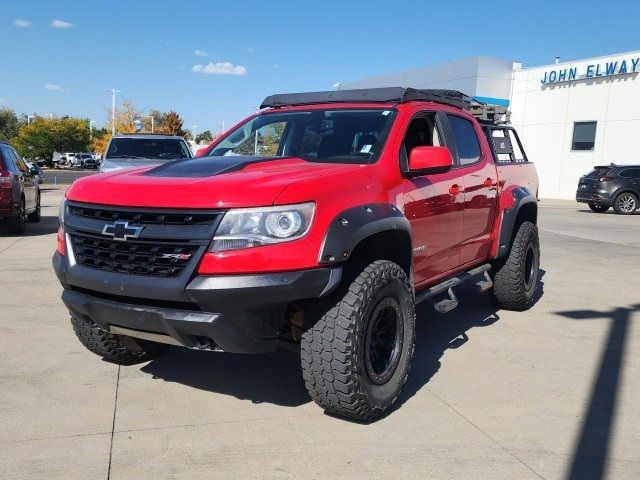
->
102;221;145;241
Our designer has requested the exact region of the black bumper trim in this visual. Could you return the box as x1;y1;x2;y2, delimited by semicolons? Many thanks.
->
54;251;342;353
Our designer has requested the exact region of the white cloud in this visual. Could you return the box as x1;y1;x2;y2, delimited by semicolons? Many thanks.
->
45;83;68;92
51;19;73;29
194;49;209;57
13;19;32;28
192;62;247;76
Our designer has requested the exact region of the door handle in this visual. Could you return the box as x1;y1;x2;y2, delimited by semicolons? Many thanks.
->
449;184;462;196
483;178;497;188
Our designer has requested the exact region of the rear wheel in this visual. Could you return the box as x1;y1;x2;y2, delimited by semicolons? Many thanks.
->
588;203;609;213
71;316;168;365
7;198;26;234
492;221;540;311
27;194;41;222
300;260;415;421
613;193;638;215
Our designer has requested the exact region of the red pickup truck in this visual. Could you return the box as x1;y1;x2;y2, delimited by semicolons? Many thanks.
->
53;88;539;421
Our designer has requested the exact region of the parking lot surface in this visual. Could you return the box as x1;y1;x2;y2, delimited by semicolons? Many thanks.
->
1;187;638;480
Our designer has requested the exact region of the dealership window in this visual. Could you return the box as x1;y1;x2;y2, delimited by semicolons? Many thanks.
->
571;121;597;151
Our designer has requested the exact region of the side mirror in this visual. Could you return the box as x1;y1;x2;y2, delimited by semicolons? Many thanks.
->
29;166;39;176
408;146;453;175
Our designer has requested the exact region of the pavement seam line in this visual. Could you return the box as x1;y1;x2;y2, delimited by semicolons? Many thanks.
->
409;377;546;480
539;228;640;248
0;237;25;255
107;365;120;480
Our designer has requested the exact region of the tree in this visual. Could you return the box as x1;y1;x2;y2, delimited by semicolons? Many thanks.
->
91;128;110;156
13;117;90;161
159;111;187;137
0;108;20;141
108;99;141;135
195;130;213;144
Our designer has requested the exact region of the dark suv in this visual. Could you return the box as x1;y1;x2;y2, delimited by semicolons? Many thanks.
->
0;141;41;233
576;164;640;215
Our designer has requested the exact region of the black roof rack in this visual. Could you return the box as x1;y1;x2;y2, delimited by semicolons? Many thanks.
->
260;87;510;124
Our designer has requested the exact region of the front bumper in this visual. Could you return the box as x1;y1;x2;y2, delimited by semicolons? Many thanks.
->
53;252;341;353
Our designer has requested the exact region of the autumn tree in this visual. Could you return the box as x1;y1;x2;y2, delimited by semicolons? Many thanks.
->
159;111;187;137
13;117;90;161
0;108;20;141
195;130;213;144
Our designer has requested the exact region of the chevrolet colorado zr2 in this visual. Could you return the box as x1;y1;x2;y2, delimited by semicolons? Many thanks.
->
53;88;540;421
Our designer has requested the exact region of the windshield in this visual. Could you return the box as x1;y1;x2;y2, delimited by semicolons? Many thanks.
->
208;108;396;164
106;138;191;160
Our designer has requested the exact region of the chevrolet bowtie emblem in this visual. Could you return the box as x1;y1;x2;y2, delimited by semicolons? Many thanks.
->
102;221;144;241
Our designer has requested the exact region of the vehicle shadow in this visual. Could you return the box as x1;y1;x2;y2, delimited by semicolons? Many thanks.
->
142;270;545;413
0;215;60;237
141;345;311;407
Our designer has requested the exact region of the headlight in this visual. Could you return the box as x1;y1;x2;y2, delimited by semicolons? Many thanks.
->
58;199;66;226
210;202;315;252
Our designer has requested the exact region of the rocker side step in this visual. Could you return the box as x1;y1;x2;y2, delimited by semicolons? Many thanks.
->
415;264;492;313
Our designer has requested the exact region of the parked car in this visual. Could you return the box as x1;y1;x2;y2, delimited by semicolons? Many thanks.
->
0;141;40;233
99;135;192;173
576;164;640;214
75;153;98;169
25;161;45;184
54;88;540;421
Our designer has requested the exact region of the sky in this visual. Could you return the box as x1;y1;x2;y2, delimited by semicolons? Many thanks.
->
1;0;639;133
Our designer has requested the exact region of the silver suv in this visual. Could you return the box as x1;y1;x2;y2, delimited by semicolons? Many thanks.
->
100;134;192;173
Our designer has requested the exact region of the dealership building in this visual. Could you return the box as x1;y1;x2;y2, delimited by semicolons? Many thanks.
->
341;50;640;199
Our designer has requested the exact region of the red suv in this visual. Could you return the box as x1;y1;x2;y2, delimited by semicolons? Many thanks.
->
0;141;41;233
54;88;540;420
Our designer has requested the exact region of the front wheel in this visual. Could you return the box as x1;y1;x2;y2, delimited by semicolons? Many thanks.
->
588;203;609;213
492;221;540;311
300;260;416;421
613;193;638;215
7;199;26;234
27;194;41;222
71;316;168;365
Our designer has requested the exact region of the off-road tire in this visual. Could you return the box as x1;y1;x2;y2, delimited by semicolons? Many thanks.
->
613;192;638;215
27;194;41;222
300;260;416;421
588;203;609;213
492;221;540;311
71;316;168;365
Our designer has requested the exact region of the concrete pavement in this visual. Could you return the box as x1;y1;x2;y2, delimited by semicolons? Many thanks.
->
0;190;638;479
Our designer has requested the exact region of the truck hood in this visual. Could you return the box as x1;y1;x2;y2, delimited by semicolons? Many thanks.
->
100;157;167;173
66;156;363;209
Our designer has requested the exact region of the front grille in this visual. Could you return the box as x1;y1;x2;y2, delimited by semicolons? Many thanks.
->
68;204;219;226
71;234;199;277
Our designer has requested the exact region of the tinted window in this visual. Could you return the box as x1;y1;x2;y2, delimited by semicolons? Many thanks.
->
619;168;640;179
1;145;18;172
208;109;396;164
585;167;612;178
107;138;191;160
572;121;596;151
447;115;481;165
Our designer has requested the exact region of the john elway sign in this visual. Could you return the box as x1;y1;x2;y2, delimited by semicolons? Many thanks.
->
541;57;640;84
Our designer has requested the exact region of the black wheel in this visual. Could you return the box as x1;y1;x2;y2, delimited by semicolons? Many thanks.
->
492;221;540;311
588;203;609;213
7;198;26;234
27;194;41;222
613;192;638;215
300;260;415;421
70;316;168;365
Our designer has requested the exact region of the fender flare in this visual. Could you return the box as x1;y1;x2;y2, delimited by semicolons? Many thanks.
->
495;187;537;259
318;203;411;264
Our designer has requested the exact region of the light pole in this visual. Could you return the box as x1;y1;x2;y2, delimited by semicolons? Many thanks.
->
89;120;95;141
27;115;35;124
190;125;198;140
145;115;154;133
104;88;122;135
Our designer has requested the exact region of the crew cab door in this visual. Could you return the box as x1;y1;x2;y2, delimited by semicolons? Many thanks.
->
400;110;464;286
444;113;498;265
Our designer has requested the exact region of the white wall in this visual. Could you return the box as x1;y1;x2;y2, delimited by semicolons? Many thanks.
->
511;51;640;199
